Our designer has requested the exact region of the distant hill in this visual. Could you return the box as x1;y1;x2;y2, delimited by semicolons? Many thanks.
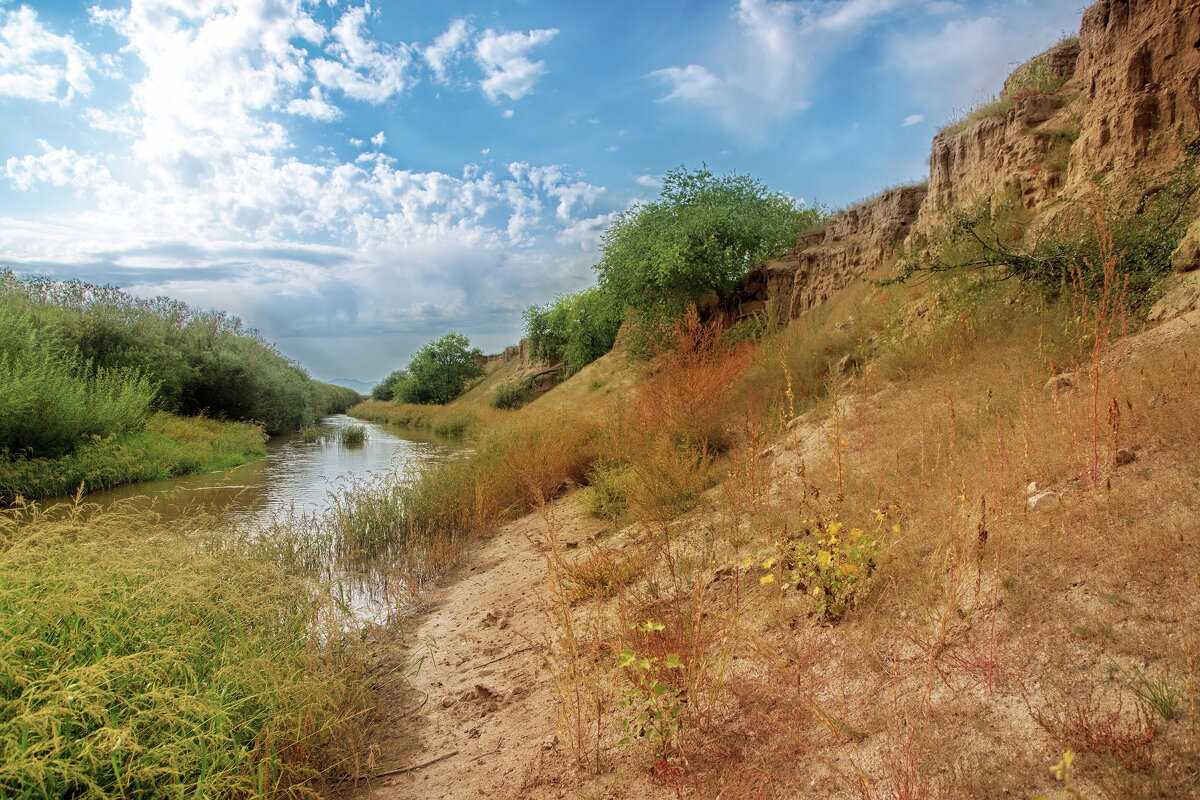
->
326;378;375;395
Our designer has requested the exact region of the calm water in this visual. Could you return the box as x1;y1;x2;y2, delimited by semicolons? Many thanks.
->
81;414;462;525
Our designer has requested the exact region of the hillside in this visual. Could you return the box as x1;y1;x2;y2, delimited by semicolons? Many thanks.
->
347;2;1200;799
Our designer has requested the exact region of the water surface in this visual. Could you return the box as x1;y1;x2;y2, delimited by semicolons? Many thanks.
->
82;414;461;525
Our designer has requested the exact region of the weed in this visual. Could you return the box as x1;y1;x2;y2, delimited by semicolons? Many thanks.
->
1128;668;1182;721
490;382;531;410
300;425;321;443
1032;687;1157;765
561;543;648;602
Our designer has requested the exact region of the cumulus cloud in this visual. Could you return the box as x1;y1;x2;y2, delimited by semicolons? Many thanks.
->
635;174;663;188
287;87;343;121
5;140;113;194
0;5;95;104
313;5;414;103
475;27;558;102
424;18;472;83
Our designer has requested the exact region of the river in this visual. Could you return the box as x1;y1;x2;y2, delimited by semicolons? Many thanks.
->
81;413;462;525
76;414;464;622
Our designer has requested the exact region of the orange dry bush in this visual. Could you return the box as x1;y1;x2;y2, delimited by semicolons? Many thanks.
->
631;306;757;452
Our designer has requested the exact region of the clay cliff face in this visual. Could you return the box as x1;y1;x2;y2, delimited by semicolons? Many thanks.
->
1069;0;1200;190
714;185;926;326
728;0;1200;325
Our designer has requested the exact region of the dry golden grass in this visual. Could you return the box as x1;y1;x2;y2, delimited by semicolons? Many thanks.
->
533;254;1200;799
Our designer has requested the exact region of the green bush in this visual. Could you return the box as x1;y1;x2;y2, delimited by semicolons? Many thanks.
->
371;369;407;401
0;303;155;459
490;383;531;410
0;272;337;436
524;286;620;375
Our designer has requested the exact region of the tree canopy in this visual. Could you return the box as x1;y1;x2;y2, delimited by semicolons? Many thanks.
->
594;166;823;314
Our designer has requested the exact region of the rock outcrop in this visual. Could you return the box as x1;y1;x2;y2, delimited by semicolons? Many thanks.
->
1068;0;1200;191
724;0;1200;326
482;339;529;366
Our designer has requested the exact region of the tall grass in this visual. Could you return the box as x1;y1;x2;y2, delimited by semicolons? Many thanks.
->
0;304;155;459
0;500;373;799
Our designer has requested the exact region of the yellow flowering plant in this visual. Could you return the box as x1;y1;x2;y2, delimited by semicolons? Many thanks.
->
759;512;887;620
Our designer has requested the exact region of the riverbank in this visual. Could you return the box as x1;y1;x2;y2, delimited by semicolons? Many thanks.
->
0;412;267;502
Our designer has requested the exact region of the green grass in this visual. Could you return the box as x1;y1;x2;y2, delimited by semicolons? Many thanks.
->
348;399;487;439
0;413;267;502
0;501;373;799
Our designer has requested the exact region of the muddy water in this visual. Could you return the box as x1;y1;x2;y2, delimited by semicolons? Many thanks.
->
82;414;462;525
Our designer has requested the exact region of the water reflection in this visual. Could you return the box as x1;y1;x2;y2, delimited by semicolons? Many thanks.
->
82;414;460;525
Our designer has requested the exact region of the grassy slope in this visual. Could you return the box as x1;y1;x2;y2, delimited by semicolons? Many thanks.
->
0;412;267;502
523;271;1200;799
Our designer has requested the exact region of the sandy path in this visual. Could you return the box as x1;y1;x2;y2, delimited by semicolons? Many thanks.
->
357;493;607;800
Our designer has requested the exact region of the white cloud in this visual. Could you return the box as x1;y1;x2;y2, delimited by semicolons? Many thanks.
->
424;18;471;83
287;86;343;121
475;27;558;102
503;108;514;118
653;0;902;140
902;113;924;126
5;140;113;194
635;174;663;188
370;130;386;147
313;5;414;103
0;5;95;104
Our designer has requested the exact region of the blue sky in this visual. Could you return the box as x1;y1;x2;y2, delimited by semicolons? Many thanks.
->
0;0;1085;381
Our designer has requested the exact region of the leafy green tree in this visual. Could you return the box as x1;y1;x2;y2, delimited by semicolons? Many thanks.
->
395;332;484;405
371;369;408;401
595;166;823;315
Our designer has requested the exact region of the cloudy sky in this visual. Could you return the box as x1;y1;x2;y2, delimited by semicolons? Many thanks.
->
1;0;1085;381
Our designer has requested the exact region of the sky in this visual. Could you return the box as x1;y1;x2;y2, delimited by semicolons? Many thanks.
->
0;0;1087;382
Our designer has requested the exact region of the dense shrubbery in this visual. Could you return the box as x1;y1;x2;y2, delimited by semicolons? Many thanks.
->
0;272;359;443
524;286;620;377
490;382;531;410
0;301;156;459
371;369;408;401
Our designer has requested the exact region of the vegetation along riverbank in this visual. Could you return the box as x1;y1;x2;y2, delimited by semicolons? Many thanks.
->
0;272;361;501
